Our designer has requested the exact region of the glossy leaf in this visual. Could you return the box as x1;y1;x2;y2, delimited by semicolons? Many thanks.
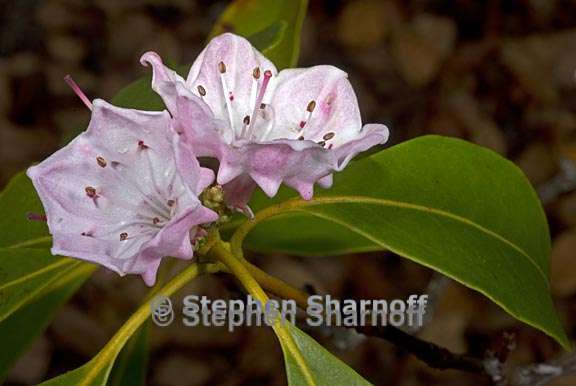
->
210;0;308;69
111;75;164;111
107;323;149;386
0;248;85;323
239;213;377;256
0;264;93;382
281;323;372;385
234;135;569;348
39;263;220;386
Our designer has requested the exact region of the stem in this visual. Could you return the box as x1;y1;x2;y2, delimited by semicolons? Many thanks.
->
242;259;309;308
209;237;318;386
77;262;221;386
238;258;487;375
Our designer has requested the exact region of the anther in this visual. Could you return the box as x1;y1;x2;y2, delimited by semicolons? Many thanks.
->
317;141;326;147
218;61;226;74
120;232;128;241
298;135;305;140
167;199;175;207
153;217;160;225
27;212;47;222
323;132;335;140
85;186;97;198
138;140;148;149
197;85;206;96
96;156;107;167
253;67;261;79
81;231;93;237
307;100;316;112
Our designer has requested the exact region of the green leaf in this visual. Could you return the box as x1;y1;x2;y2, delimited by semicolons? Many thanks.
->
233;135;569;349
246;21;287;53
210;0;308;69
0;248;86;323
240;213;378;256
111;75;164;111
0;172;50;249
107;323;149;386
281;323;372;385
0;263;93;382
39;263;220;386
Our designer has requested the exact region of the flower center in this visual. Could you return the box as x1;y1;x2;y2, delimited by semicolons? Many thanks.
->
79;143;183;259
193;62;337;149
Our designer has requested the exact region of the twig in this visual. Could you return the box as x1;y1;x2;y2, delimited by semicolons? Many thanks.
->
356;322;486;373
239;259;490;375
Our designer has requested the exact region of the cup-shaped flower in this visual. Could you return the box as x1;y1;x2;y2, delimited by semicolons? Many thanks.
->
140;33;389;211
27;100;218;286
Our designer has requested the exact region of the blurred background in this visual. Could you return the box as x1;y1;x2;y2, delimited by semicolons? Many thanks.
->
2;0;576;385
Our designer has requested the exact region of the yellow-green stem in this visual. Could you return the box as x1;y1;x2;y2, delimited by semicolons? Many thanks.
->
76;262;221;386
209;238;318;386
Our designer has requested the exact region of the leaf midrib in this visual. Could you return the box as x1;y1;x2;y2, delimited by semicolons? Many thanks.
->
282;195;548;285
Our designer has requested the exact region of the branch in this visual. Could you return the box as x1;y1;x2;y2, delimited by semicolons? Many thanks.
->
240;259;490;376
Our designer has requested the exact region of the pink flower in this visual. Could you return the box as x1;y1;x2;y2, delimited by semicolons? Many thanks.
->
27;99;218;286
140;33;389;211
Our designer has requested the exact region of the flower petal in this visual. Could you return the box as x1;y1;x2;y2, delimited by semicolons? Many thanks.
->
186;32;277;136
267;65;362;145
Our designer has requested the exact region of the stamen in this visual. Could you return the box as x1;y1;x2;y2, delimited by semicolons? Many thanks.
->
298;135;305;140
218;61;236;136
153;217;160;225
197;85;206;96
256;70;273;109
85;186;98;198
317;141;326;147
64;75;93;110
120;232;128;241
249;67;260;120
323;132;335;140
138;140;149;150
240;115;250;138
167;199;175;207
247;69;273;139
27;212;47;222
299;100;317;131
81;231;93;237
96;156;107;167
328;143;334;149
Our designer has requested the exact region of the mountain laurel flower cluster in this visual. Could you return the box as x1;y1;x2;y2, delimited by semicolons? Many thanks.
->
28;33;389;285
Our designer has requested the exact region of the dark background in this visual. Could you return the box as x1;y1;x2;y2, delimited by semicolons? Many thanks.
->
1;0;576;385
